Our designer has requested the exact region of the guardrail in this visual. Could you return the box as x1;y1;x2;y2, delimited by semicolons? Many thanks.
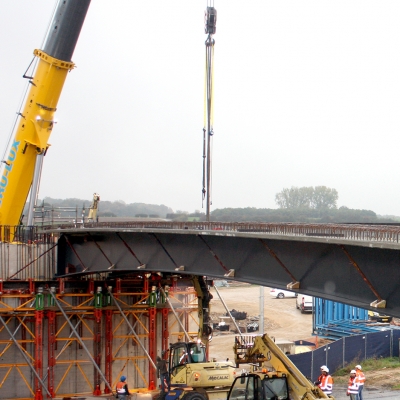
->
2;222;400;244
36;221;400;244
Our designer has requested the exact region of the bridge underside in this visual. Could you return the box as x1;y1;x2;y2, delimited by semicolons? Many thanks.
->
57;228;400;318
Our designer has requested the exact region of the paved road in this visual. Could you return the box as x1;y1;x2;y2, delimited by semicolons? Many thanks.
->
70;389;400;400
332;385;400;399
40;386;400;400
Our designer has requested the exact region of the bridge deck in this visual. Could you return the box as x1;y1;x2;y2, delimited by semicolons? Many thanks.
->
50;221;400;319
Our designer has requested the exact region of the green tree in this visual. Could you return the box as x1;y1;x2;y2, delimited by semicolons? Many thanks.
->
275;186;313;208
275;186;338;210
311;186;338;210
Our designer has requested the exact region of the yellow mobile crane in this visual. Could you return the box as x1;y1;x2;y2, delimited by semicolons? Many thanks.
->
230;334;334;400
0;0;91;238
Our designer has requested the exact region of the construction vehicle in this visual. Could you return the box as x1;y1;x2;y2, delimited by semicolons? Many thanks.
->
0;0;233;398
0;0;90;238
164;276;236;400
87;192;100;222
230;334;334;400
167;340;235;400
367;310;393;323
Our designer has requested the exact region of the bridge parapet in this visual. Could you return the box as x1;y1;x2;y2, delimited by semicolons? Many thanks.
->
40;221;400;246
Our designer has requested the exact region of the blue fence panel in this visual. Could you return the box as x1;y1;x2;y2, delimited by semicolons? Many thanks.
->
366;330;391;358
327;338;343;372
311;345;329;381
288;329;398;381
392;329;400;357
343;334;365;365
288;352;313;380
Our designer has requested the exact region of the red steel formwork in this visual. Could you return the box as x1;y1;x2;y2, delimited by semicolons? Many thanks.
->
0;231;200;399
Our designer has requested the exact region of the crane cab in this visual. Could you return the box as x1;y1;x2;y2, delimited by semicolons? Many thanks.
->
169;342;207;377
169;341;235;389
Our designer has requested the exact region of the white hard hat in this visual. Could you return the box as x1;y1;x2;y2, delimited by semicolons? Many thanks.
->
350;370;356;374
321;366;329;372
355;365;362;370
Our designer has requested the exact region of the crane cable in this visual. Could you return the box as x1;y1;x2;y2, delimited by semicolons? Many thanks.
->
202;47;214;204
202;3;217;219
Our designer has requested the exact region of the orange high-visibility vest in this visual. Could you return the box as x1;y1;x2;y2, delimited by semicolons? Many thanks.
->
319;374;333;394
116;381;127;394
347;376;359;394
356;370;365;385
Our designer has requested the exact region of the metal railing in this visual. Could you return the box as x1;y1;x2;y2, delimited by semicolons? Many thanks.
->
40;221;400;245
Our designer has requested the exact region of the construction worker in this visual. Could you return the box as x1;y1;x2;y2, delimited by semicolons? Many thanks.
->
179;349;188;364
355;364;365;400
116;375;130;399
314;365;327;386
347;370;359;400
157;354;169;394
316;365;333;396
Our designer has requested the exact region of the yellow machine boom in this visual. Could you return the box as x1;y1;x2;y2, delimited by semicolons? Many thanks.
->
0;51;73;227
232;334;334;400
0;0;90;232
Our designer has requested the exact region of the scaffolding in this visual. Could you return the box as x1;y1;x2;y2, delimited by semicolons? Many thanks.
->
0;231;201;399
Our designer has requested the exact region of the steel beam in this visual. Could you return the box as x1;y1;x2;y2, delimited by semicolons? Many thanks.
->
57;228;400;318
104;309;113;394
34;310;44;400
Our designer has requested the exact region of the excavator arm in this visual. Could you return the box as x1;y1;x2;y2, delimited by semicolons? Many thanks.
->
192;276;213;349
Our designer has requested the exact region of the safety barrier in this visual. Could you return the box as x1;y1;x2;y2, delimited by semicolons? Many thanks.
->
41;221;400;245
3;222;400;245
288;328;400;381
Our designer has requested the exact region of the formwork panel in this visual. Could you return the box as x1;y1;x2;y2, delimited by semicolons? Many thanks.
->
0;274;200;399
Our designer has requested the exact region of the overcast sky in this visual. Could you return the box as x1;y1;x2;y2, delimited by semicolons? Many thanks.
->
1;1;400;215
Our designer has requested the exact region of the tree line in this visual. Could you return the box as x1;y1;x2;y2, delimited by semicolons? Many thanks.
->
33;197;173;219
210;206;392;223
210;186;394;223
34;186;398;224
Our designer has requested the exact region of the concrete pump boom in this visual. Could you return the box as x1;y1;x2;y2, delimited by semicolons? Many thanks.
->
0;0;91;235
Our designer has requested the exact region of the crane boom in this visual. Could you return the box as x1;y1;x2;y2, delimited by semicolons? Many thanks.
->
0;0;90;233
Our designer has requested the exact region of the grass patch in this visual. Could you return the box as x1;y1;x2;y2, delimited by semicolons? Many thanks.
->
333;357;400;378
333;357;400;387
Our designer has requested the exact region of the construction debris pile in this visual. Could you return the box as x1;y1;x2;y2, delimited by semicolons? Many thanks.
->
211;310;260;333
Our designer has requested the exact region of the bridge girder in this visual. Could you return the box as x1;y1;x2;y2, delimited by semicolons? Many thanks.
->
57;228;400;318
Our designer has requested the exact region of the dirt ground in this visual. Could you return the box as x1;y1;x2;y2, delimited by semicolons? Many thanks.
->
207;283;400;392
208;283;317;361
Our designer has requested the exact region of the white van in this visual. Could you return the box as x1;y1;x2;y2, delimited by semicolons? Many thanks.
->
296;294;313;313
